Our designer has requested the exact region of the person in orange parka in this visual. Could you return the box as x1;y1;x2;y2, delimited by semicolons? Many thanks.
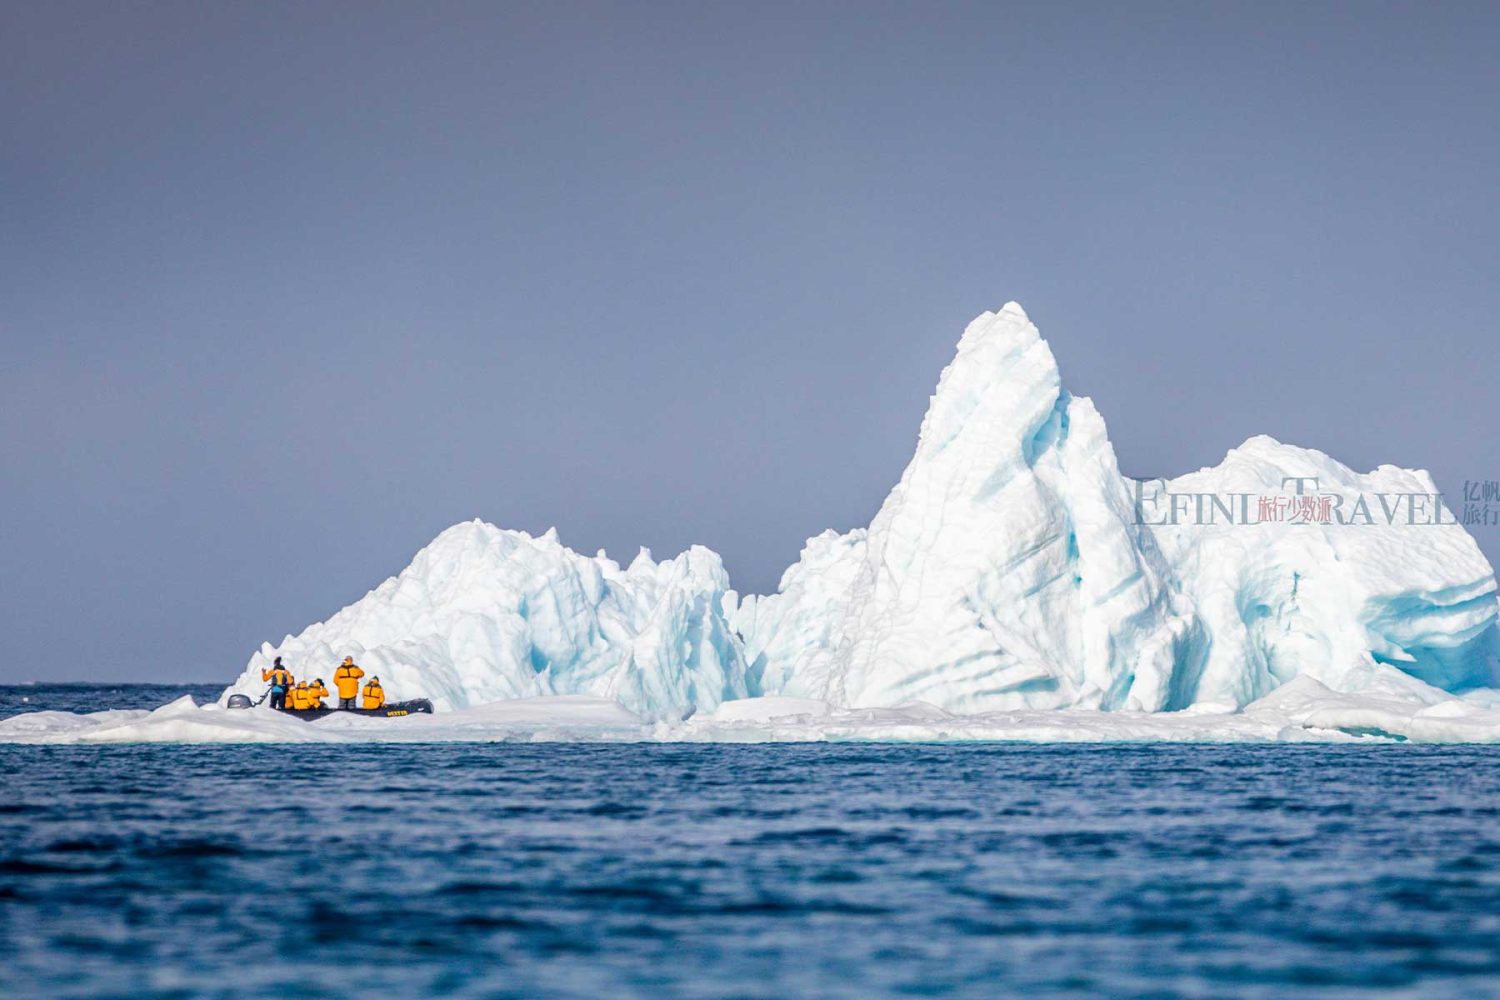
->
306;678;329;710
261;657;293;711
333;656;365;710
361;676;385;711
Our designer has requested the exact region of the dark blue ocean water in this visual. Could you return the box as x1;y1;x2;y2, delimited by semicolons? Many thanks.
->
0;683;224;720
3;686;1500;998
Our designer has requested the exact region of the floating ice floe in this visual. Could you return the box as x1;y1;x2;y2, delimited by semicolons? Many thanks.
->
7;678;1500;744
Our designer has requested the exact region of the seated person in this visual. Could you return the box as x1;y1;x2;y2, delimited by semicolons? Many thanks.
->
362;676;385;711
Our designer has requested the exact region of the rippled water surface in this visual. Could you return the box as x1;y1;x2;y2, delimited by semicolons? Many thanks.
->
3;688;1500;997
0;683;223;719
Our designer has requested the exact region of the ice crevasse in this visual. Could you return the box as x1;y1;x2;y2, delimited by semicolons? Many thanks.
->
225;303;1499;719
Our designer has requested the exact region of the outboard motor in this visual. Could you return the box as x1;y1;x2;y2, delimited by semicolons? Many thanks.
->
226;694;254;710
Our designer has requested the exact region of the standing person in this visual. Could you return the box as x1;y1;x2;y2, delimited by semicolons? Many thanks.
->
262;657;293;711
333;656;365;710
307;678;329;710
361;676;385;711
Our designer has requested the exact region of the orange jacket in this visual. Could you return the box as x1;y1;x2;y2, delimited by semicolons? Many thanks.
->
334;663;365;699
307;681;328;709
361;680;385;710
290;683;310;710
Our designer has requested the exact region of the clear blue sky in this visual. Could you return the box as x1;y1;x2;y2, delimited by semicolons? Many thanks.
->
3;2;1497;683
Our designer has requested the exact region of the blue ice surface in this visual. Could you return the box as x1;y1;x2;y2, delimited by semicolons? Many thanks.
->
3;688;1500;997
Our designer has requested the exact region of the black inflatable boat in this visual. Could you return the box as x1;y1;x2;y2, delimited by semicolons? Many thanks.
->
277;700;434;720
226;694;434;718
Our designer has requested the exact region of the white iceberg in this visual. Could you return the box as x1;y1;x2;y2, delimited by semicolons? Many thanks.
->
223;522;748;718
183;301;1497;740
740;304;1498;717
